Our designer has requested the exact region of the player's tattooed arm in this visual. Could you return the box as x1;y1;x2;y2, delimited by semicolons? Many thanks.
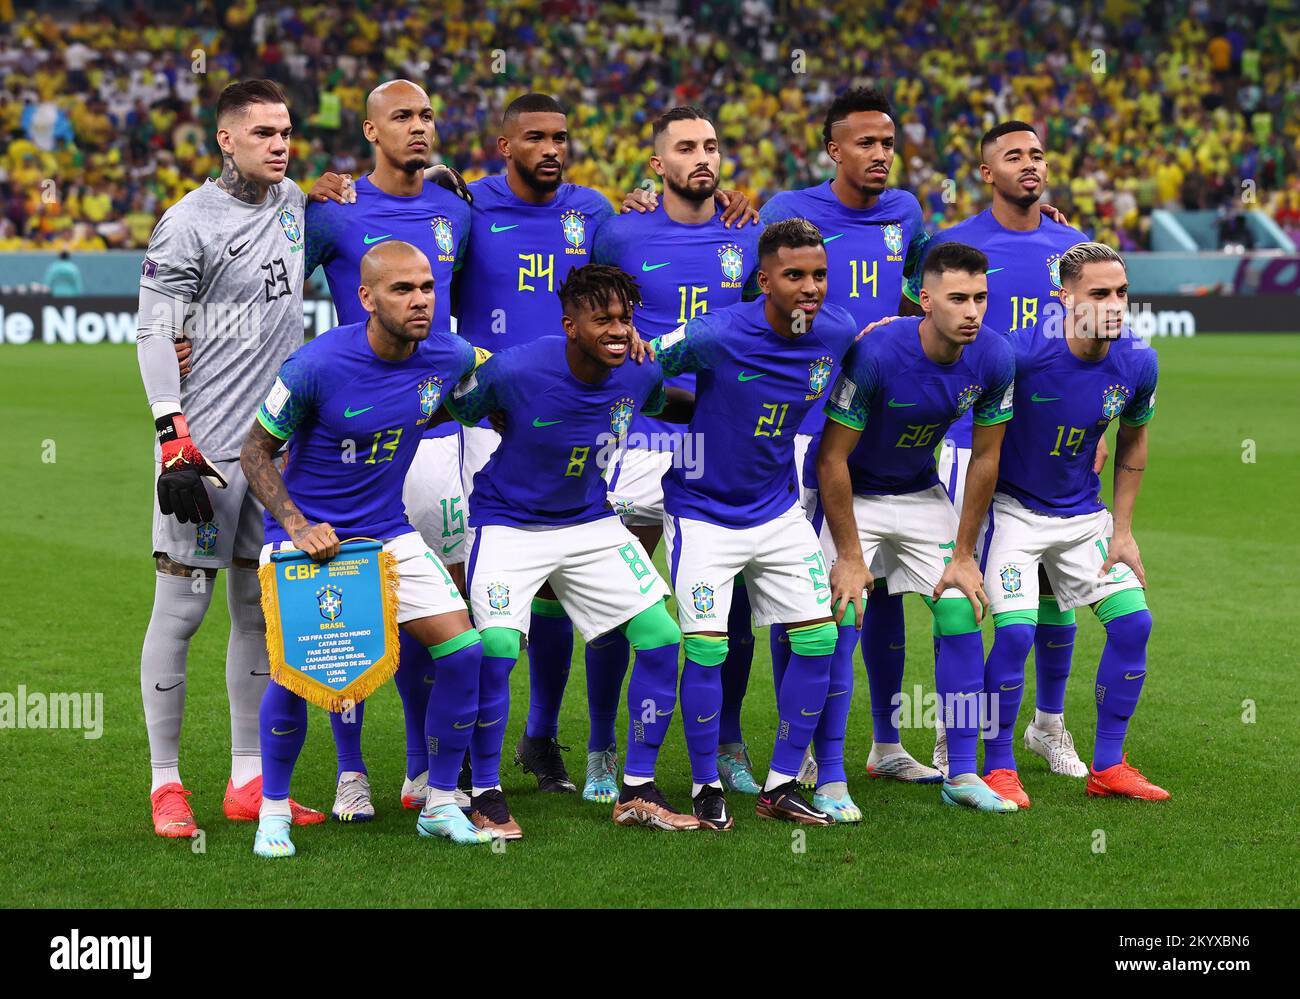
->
1105;422;1148;586
216;152;265;205
815;419;872;626
938;420;1008;621
240;422;339;560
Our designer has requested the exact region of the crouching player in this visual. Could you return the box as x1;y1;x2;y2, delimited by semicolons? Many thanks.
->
817;242;1019;813
979;242;1167;805
448;264;698;838
240;241;491;857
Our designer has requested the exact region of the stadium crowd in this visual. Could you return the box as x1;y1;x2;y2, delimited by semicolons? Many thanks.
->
1;0;1297;253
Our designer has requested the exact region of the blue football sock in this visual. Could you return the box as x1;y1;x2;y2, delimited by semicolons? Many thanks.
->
470;652;517;789
525;601;572;740
861;585;905;743
680;656;724;784
624;644;679;778
931;600;985;779
719;582;754;746
394;630;436;779
769;624;791;696
259;681;307;800
812;624;857;786
424;635;483;792
1034;600;1076;713
982;622;1034;772
1093;609;1152;770
585;630;629;752
771;624;835;777
329;696;366;779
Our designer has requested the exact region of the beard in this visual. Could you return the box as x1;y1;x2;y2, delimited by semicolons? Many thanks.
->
665;171;717;204
401;155;430;174
1004;178;1043;208
517;159;563;194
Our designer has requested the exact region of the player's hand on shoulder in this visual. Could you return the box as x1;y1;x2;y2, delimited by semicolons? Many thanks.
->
716;188;760;228
426;163;472;204
291;522;340;562
1093;434;1110;474
856;316;899;341
175;336;193;378
1101;532;1145;588
934;553;988;623
621;184;658;214
829;555;872;627
629;325;651;363
309;172;354;205
1039;203;1069;225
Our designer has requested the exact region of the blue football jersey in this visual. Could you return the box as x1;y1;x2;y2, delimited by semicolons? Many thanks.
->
455;174;614;352
821;316;1015;496
653;298;860;528
998;325;1157;517
446;337;667;528
592;206;760;450
256;322;481;543
305;175;471;440
905;209;1087;447
760;184;926;435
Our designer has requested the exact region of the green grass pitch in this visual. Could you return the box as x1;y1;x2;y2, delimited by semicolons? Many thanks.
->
1;334;1296;908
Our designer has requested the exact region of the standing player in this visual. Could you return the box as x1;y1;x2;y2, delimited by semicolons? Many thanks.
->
815;242;1019;814
653;219;860;829
584;106;762;802
304;79;474;821
978;242;1167;806
135;80;327;837
240;241;491;857
907;121;1091;777
449;265;698;837
758;88;939;794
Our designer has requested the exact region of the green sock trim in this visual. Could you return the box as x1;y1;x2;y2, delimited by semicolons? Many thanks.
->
926;596;981;636
1037;595;1076;627
427;628;481;660
788;621;839;656
1095;588;1148;624
993;610;1038;628
684;634;728;666
620;601;681;651
531;597;568;619
480;627;522;660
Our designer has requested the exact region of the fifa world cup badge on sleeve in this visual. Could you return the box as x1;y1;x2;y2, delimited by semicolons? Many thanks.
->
257;540;400;711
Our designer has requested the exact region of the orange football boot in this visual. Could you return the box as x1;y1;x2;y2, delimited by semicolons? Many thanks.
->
982;768;1031;809
151;782;198;838
223;775;327;825
1086;754;1170;801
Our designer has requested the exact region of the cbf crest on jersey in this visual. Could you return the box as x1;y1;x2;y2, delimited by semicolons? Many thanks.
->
1101;383;1130;421
954;384;982;415
1000;564;1022;596
431;217;455;261
417;375;444;425
1047;252;1063;291
692;582;715;615
487;582;510;611
806;355;833;400
718;243;744;288
278;207;303;247
317;585;343;621
561;210;588;254
882;223;904;261
609;396;635;437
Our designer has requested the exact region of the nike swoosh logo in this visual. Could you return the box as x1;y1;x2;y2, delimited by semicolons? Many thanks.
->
154;681;184;692
1046;641;1072;649
476;716;503;728
639;580;656;594
889;642;907;650
423;675;434;685
1031;393;1061;403
823;233;844;243
271;726;299;736
887;399;917;408
344;405;374;418
799;707;822;717
696;711;719;724
826;689;848;698
249;670;270;677
532;418;562;427
737;372;766;382
1123;672;1145;681
999;683;1023;692
490;223;519;233
655;709;673;717
641;261;670;272
1110;570;1133;582
987;267;1005;275
452;720;474;729
362;234;393;245
228;240;249;256
441;542;462;554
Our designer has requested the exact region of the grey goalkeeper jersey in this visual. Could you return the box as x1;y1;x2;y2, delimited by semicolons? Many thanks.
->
140;178;307;460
